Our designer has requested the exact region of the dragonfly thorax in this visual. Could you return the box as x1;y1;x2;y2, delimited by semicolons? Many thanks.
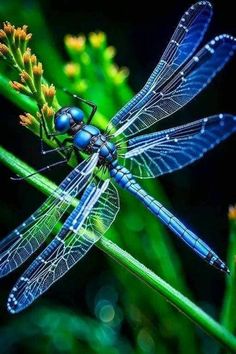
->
73;124;117;163
55;106;117;163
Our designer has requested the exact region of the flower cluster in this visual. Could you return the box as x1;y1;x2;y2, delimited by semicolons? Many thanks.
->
64;31;129;95
0;22;58;127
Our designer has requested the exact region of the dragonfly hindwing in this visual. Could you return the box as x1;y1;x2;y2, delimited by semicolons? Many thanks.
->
7;179;119;313
123;114;236;178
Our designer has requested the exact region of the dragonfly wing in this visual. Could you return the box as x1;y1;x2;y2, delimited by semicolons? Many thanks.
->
0;153;99;277
123;114;236;178
109;35;236;138
144;1;212;90
108;1;212;135
7;179;119;313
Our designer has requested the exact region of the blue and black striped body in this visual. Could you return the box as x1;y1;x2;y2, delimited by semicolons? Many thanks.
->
109;161;228;273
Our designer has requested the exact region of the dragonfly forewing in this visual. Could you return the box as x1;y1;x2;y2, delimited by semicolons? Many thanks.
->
108;1;213;135
111;35;236;138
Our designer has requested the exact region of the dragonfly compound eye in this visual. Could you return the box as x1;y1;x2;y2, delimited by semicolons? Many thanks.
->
68;107;84;123
54;113;71;133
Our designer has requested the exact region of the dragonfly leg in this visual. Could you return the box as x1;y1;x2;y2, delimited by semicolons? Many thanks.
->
38;109;74;162
61;88;97;124
10;156;71;181
11;132;74;181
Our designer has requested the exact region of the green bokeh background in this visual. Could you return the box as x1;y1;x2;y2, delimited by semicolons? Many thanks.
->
0;1;236;353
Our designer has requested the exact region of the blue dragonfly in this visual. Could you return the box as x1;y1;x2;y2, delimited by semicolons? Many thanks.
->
1;1;236;314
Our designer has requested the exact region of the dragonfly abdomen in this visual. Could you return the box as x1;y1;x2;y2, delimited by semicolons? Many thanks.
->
132;183;229;273
109;162;135;188
110;162;229;274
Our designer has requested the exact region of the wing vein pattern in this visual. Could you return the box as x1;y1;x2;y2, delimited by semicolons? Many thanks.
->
7;179;119;313
0;154;99;277
108;1;213;137
123;114;236;178
109;33;236;137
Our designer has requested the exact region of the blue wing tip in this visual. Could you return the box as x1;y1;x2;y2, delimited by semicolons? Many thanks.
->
7;282;29;314
206;34;236;54
192;1;212;10
213;34;236;43
7;290;20;314
197;1;212;8
7;294;28;314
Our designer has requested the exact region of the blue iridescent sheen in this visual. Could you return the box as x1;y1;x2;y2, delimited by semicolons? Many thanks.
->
83;125;100;136
54;113;70;133
68;107;84;122
73;125;100;149
2;1;236;314
54;107;85;133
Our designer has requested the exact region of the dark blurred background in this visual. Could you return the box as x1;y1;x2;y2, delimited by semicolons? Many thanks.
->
0;1;235;353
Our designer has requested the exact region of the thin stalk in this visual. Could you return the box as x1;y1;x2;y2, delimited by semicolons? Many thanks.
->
0;145;236;352
221;215;236;337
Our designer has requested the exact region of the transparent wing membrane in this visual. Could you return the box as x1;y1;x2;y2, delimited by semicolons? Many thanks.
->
7;180;119;313
123;114;236;178
110;35;236;138
147;1;212;89
108;1;213;136
0;154;98;277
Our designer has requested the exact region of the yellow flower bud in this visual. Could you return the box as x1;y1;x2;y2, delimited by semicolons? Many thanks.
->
89;32;105;48
104;46;116;60
19;113;33;126
3;22;15;35
65;34;86;52
42;103;55;118
10;81;24;91
64;63;80;78
0;43;9;55
33;62;43;76
229;205;236;220
0;29;7;40
42;84;56;98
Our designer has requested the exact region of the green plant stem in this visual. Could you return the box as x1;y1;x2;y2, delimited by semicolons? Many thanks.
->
98;238;236;350
221;218;236;336
1;145;236;352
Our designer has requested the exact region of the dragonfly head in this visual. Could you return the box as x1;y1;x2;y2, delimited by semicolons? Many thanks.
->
54;107;84;133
